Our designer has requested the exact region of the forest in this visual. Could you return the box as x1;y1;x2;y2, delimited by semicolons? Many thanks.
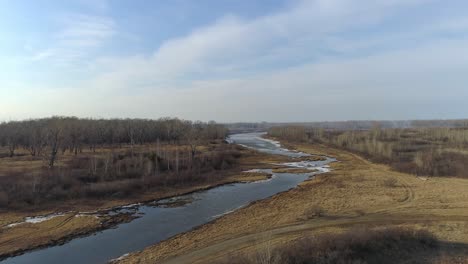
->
0;117;241;209
269;123;468;178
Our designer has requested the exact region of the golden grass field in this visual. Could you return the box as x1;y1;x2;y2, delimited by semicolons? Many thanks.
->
117;140;468;264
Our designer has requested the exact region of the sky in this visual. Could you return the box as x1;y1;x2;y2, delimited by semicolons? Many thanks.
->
0;0;468;122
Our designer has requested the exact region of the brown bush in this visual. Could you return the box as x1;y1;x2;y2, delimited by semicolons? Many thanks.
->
219;227;437;264
0;191;8;207
305;205;325;219
435;254;468;264
383;178;398;188
355;209;365;216
282;227;436;264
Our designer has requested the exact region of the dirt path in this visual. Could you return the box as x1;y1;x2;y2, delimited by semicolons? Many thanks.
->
161;214;468;264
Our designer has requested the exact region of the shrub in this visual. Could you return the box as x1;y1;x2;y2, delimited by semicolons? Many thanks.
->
305;205;325;219
383;178;398;188
218;227;437;264
0;191;8;208
355;209;365;216
281;227;436;264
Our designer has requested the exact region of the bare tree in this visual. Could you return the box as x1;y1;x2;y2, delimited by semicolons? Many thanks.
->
45;120;63;168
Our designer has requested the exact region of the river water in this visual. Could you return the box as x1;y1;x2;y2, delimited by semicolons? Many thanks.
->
2;133;334;264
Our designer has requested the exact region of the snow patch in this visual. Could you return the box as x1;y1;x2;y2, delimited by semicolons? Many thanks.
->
315;167;331;173
75;214;100;219
256;135;282;148
110;253;129;262
243;169;263;173
6;213;67;228
212;205;246;219
120;203;140;209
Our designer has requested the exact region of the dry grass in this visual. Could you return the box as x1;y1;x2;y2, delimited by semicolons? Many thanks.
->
236;172;272;182
383;177;398;188
217;227;438;264
270;126;468;178
304;205;326;219
0;214;100;258
118;140;468;264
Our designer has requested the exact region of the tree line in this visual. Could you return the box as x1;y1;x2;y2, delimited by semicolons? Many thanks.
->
0;117;227;167
269;125;468;178
229;119;468;133
0;117;240;208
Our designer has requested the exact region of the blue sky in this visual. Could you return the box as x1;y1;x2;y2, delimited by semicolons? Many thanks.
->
1;0;468;122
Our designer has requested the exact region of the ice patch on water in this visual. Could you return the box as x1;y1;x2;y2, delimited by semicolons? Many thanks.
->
281;161;317;169
275;158;333;175
228;133;310;158
211;205;246;219
256;134;281;148
315;167;331;173
242;169;265;173
120;203;140;209
250;174;276;184
110;253;129;263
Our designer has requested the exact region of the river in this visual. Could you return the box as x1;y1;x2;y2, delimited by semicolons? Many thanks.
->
2;133;334;264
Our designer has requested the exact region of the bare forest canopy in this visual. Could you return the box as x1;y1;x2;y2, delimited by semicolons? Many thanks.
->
0;117;238;208
226;119;468;133
269;125;468;178
0;117;227;165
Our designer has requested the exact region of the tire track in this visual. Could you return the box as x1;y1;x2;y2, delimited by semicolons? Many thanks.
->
161;214;468;264
0;214;76;249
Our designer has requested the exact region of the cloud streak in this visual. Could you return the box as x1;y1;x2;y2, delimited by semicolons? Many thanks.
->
30;14;115;65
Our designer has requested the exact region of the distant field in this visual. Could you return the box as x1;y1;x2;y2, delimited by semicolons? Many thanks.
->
269;125;468;178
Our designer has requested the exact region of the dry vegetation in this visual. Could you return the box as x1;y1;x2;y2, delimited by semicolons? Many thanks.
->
0;214;102;258
269;125;468;178
0;117;237;209
217;227;439;264
0;117;289;259
3;120;468;263
118;138;468;264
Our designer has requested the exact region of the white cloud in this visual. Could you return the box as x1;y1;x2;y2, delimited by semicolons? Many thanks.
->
85;0;445;90
30;14;115;65
58;14;115;47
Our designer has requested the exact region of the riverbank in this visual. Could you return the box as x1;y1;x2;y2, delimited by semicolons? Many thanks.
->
118;139;468;263
0;147;288;261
